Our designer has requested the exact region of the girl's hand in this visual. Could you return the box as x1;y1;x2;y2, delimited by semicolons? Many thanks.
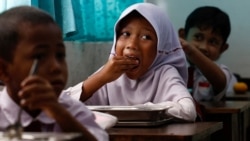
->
99;55;139;83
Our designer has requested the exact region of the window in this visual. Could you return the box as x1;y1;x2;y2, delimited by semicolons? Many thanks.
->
0;0;143;42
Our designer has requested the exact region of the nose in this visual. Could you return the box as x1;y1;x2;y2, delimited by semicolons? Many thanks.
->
125;37;138;51
48;57;62;74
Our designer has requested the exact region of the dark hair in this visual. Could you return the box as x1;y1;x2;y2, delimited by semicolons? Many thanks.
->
0;6;56;62
184;6;231;44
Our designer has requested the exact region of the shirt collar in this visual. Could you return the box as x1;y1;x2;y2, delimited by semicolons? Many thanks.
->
0;87;54;127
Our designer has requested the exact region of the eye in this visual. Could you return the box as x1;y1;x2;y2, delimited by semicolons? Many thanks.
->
55;44;66;60
56;51;66;60
120;31;130;37
209;39;221;48
194;34;203;41
117;31;130;40
141;35;151;40
34;53;46;60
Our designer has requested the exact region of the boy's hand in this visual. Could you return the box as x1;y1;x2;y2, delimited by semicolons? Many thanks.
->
180;38;201;63
99;55;139;83
18;75;60;115
180;38;193;56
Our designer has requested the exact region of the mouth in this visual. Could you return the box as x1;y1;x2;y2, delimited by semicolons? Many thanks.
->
50;80;66;93
125;55;140;70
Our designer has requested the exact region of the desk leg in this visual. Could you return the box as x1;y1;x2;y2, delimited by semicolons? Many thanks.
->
206;113;238;141
239;106;250;141
246;108;250;141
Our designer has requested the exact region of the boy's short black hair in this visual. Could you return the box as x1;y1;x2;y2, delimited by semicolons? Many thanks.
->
184;6;231;44
0;6;56;62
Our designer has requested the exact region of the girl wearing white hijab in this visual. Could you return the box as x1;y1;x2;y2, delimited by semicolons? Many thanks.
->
67;3;197;121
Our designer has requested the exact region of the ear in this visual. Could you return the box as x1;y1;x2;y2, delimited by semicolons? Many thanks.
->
0;59;10;85
220;43;229;54
178;28;185;38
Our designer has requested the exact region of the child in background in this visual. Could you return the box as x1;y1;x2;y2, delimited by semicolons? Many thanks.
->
67;3;197;122
0;6;108;141
179;6;238;101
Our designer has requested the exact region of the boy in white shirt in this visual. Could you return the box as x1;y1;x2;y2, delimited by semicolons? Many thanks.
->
179;6;237;101
0;6;108;141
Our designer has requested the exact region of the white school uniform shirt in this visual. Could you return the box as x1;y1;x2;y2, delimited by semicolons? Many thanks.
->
67;65;197;121
0;87;108;141
192;63;237;101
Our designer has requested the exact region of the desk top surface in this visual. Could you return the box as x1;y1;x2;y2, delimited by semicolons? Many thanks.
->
200;101;250;113
225;92;250;101
107;122;222;137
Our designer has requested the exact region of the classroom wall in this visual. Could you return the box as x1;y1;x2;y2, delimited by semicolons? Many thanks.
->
147;0;250;78
65;42;112;87
65;0;250;87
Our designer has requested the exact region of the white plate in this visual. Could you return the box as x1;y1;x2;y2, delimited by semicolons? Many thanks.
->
0;132;81;141
87;105;171;122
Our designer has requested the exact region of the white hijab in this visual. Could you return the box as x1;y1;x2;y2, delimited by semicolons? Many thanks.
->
85;3;189;105
110;2;188;82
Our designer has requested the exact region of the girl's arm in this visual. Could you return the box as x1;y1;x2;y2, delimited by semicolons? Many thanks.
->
80;55;138;101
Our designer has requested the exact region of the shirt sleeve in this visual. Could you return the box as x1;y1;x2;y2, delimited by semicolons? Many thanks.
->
214;64;238;101
165;98;197;121
64;82;83;100
59;92;109;141
220;64;238;93
138;97;197;122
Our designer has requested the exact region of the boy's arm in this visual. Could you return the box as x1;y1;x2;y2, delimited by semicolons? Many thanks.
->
19;76;98;141
80;55;139;101
44;103;97;141
180;38;226;94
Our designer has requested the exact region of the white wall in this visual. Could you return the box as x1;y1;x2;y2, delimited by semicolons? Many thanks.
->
147;0;250;78
65;42;112;87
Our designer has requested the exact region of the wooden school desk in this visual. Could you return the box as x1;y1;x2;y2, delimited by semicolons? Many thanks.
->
224;92;250;141
200;101;250;141
107;122;222;141
225;92;250;101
